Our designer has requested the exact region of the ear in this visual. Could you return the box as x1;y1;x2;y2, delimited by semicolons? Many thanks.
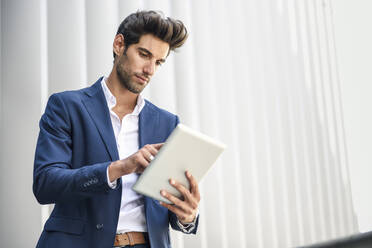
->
113;34;125;57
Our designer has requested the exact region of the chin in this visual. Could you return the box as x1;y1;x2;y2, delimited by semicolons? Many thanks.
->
128;84;145;94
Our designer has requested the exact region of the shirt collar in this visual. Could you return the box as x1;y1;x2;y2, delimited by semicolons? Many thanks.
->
101;77;145;116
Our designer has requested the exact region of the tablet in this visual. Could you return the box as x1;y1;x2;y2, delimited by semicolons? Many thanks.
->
132;123;226;204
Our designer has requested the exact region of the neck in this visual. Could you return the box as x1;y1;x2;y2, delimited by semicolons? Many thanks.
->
106;68;137;110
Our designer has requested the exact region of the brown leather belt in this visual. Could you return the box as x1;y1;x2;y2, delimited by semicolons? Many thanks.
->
114;232;147;247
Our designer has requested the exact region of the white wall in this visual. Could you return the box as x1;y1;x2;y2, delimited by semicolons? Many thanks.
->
332;0;372;233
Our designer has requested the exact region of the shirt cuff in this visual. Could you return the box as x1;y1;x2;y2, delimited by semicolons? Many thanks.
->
106;166;117;189
176;209;199;233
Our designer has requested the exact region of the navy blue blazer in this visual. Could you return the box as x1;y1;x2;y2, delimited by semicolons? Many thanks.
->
33;78;198;248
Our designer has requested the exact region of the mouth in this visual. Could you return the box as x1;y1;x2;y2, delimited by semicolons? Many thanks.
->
135;74;148;84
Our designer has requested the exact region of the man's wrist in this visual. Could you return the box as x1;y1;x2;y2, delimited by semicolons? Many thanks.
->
179;208;199;225
108;160;123;182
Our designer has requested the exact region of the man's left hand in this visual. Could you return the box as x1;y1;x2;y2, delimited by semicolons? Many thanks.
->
159;171;200;224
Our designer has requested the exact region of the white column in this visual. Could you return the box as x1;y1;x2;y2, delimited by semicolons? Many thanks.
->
47;0;88;93
85;0;118;83
0;0;43;246
331;0;372;233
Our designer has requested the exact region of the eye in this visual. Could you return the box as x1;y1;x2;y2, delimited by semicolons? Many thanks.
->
156;61;163;66
139;51;149;58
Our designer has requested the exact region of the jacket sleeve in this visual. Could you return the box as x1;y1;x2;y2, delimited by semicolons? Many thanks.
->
167;115;199;234
33;93;115;205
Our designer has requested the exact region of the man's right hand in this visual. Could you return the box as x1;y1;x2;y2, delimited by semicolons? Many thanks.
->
108;143;163;182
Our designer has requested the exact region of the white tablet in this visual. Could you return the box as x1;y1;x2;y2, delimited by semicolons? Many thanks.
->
132;123;226;204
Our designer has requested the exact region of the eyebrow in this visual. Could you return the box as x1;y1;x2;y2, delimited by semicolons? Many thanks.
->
138;47;166;63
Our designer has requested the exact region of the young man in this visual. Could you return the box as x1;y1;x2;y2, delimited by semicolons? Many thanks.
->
33;11;200;248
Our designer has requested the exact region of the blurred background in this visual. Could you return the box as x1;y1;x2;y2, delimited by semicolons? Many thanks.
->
1;0;371;247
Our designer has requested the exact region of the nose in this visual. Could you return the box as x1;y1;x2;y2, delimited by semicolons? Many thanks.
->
143;61;155;76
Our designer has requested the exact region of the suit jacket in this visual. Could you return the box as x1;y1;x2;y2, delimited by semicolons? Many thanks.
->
33;77;198;248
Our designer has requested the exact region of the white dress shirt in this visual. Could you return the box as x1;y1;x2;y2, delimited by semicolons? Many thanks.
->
102;78;147;233
102;77;197;234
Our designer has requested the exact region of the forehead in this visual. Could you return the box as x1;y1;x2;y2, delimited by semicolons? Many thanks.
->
132;34;169;59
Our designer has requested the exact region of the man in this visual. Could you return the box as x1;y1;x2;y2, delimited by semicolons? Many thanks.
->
33;10;200;248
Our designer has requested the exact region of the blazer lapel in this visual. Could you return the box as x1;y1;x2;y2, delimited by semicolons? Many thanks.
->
138;102;159;148
82;77;119;161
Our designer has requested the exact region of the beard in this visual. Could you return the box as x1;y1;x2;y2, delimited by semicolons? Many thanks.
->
116;54;148;94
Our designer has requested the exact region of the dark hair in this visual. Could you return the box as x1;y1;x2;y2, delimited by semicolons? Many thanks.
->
113;10;188;59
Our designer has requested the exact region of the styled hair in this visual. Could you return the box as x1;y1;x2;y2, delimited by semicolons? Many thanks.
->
113;10;188;59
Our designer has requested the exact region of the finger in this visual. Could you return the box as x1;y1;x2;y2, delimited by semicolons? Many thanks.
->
135;156;149;173
152;143;164;150
141;149;154;163
169;179;198;209
146;145;159;156
159;202;190;222
160;190;194;215
186;171;200;201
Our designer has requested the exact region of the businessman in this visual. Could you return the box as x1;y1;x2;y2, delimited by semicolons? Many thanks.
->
33;10;200;248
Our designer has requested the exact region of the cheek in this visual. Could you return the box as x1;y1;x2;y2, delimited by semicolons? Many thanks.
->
131;56;147;71
118;57;131;74
119;53;145;74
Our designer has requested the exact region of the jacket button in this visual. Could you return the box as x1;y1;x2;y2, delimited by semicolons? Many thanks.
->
96;223;103;229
